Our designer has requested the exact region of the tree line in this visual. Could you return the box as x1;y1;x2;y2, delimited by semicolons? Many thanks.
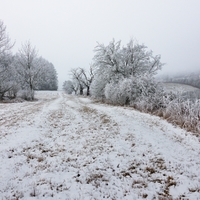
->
0;20;58;101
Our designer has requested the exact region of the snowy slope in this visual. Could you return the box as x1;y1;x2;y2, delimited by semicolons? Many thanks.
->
0;91;199;199
161;82;200;93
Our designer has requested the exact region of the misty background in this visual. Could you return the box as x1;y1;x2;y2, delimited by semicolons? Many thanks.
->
1;0;200;89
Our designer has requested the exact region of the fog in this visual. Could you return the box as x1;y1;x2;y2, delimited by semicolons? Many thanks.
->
1;0;200;88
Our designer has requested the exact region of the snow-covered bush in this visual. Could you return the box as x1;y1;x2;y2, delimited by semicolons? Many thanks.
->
90;73;109;99
133;86;165;112
104;75;165;112
182;90;200;101
105;78;134;105
63;80;74;94
18;89;35;101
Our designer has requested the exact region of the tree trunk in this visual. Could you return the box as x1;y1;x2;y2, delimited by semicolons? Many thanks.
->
80;86;83;95
86;86;90;96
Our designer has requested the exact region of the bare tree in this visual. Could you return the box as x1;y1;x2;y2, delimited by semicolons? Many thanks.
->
79;66;94;96
70;68;85;95
70;67;94;96
15;41;43;100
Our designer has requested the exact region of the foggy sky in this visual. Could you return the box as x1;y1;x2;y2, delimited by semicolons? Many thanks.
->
1;0;200;88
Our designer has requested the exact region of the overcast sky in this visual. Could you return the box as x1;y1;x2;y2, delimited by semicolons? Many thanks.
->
1;0;200;88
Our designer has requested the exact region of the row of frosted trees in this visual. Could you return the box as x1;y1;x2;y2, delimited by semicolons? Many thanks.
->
0;20;58;100
64;39;200;135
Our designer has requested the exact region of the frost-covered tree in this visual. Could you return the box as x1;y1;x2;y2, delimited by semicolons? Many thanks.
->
91;39;164;101
0;20;58;100
0;20;15;99
91;40;122;98
121;40;163;77
0;20;14;60
15;41;43;100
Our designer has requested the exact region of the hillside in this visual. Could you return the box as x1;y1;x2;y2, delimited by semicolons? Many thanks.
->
0;91;199;199
161;82;200;93
159;70;200;89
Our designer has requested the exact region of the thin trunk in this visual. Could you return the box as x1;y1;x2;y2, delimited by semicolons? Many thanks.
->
86;86;90;96
80;86;83;95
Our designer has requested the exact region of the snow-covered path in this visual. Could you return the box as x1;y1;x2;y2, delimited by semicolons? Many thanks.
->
0;91;199;199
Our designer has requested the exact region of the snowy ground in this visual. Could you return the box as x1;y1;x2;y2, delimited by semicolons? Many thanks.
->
0;91;200;199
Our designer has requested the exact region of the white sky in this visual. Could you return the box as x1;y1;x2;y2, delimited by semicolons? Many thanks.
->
1;0;200;88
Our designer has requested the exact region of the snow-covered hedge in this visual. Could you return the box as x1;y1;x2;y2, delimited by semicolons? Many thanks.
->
105;78;136;105
105;78;200;135
134;90;200;135
104;76;164;110
162;96;200;134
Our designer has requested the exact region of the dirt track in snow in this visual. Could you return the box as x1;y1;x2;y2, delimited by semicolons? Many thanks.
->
0;91;200;199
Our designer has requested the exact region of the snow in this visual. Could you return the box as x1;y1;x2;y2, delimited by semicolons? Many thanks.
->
0;91;200;199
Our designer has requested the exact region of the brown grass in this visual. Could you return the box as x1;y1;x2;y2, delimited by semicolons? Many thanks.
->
132;180;148;189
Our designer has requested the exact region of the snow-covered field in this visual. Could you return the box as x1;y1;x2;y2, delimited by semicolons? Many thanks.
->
0;91;200;199
161;82;200;93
